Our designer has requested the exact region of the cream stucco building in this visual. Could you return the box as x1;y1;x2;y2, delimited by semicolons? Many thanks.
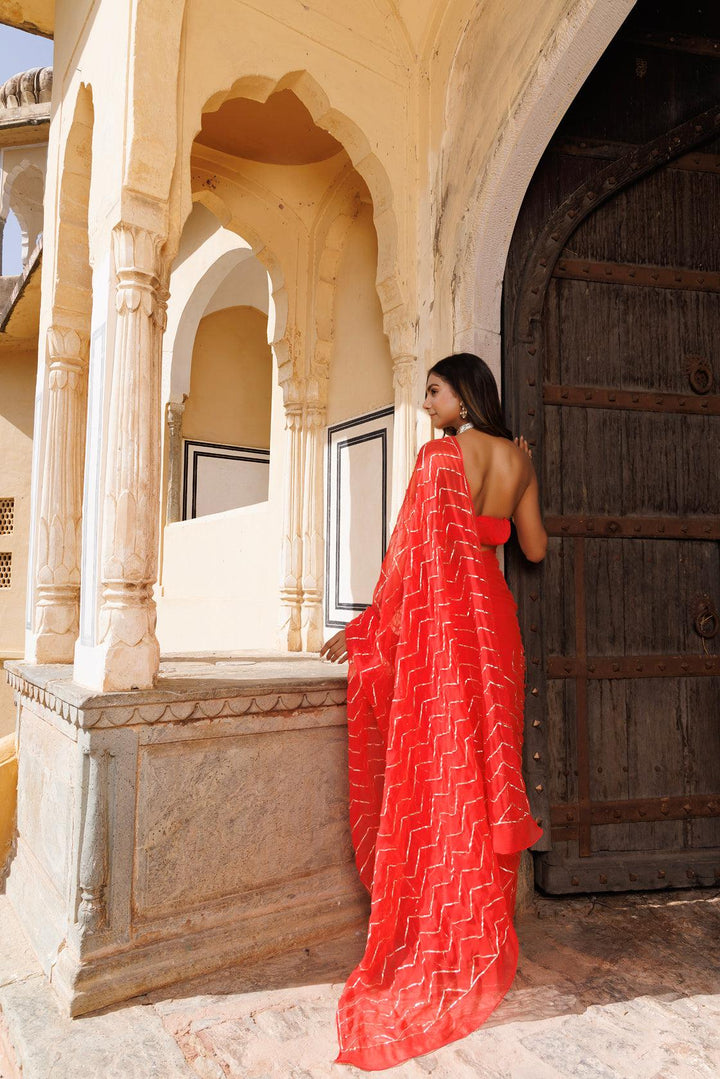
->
0;0;644;1017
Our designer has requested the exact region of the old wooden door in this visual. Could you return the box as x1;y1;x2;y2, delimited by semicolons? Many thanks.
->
504;3;720;893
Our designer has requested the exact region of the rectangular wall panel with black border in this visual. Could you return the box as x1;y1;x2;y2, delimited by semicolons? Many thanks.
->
325;407;394;628
182;440;270;521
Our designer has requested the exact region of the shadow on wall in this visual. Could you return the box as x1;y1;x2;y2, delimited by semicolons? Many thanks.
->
0;348;36;438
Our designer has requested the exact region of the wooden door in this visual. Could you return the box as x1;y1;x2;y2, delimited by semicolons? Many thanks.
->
504;2;720;893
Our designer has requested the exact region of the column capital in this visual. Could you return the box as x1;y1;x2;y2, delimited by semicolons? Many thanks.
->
47;325;89;364
386;315;417;361
165;398;185;434
392;354;417;391
111;223;165;278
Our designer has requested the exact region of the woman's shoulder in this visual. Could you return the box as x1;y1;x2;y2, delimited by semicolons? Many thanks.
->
415;436;460;475
416;436;457;461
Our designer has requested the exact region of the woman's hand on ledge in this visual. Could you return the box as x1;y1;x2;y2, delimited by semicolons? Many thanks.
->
320;628;348;663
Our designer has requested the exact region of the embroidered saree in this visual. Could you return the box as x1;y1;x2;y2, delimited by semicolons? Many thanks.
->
336;436;542;1071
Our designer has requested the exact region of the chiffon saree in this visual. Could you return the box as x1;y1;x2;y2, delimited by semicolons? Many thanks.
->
336;436;542;1070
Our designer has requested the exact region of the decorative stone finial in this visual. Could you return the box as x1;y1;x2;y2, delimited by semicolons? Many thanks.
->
0;66;53;110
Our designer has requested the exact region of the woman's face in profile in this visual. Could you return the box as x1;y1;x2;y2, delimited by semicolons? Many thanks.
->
423;374;462;430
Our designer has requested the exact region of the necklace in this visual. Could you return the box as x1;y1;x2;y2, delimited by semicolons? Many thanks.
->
455;421;475;435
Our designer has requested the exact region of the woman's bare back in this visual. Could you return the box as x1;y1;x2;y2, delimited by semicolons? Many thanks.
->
455;430;547;562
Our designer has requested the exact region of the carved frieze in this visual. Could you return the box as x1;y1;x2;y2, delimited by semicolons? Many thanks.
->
4;666;347;730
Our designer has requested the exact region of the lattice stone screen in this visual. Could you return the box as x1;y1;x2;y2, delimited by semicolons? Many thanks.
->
0;551;11;587
0;498;14;534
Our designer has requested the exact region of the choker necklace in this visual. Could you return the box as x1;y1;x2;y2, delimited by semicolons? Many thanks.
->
455;421;475;435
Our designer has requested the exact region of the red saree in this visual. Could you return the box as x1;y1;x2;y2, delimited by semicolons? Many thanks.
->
336;436;542;1071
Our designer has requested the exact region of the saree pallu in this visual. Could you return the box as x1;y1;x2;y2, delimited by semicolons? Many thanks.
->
336;436;542;1071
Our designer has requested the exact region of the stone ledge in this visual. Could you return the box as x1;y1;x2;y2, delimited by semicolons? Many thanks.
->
5;651;348;729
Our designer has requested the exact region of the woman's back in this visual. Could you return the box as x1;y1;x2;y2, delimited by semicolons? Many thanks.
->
454;429;547;562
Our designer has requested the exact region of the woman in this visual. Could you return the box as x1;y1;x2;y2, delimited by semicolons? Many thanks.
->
321;353;547;1070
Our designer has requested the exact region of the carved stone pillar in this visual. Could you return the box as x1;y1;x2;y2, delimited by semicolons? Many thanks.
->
300;403;326;651
279;395;304;651
389;320;419;523
28;325;89;663
95;225;166;690
165;399;185;524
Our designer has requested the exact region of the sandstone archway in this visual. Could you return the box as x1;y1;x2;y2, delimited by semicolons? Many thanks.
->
441;0;636;367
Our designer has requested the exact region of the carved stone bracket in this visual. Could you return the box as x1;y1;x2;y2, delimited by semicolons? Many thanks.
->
30;325;89;663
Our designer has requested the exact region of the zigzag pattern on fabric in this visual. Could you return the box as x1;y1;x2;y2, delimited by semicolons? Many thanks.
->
336;436;541;1071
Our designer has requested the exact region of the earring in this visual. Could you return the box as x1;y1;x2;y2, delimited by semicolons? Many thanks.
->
459;403;468;419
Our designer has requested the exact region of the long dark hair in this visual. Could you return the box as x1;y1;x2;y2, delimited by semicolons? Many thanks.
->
427;353;512;440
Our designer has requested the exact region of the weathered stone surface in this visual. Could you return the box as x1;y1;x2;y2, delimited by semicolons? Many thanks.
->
0;976;195;1079
134;724;353;918
4;884;718;1079
5;657;365;1017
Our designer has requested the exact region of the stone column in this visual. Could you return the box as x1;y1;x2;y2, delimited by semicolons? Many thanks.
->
388;320;419;523
79;225;166;691
300;403;326;651
279;393;304;652
27;325;88;663
165;399;185;524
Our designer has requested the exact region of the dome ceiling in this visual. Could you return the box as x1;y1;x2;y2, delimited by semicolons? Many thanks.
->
196;89;344;165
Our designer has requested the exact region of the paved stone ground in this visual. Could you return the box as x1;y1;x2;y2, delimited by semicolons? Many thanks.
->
1;888;719;1078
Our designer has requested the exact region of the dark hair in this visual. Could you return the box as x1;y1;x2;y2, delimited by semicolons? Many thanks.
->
427;353;512;440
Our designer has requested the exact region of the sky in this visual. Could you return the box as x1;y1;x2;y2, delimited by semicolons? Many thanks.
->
0;25;54;275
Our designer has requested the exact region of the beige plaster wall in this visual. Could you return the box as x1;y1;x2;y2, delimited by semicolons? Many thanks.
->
326;202;393;428
0;347;35;736
157;349;286;653
183;305;272;449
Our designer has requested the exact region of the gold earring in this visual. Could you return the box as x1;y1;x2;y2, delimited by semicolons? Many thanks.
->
459;403;468;419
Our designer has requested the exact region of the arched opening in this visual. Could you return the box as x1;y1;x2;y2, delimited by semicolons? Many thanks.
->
170;208;273;521
157;83;393;653
441;0;635;367
503;0;720;895
0;158;45;287
1;209;24;278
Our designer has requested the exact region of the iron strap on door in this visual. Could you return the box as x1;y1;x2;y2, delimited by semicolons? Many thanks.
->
544;515;720;540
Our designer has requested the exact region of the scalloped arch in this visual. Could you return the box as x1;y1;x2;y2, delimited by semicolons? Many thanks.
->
190;69;404;328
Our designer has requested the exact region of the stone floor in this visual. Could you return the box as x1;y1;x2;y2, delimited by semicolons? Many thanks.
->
1;887;719;1079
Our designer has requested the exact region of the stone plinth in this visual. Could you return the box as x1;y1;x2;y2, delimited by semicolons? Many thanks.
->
3;653;367;1017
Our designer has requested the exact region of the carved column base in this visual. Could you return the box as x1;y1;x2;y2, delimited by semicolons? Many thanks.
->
279;586;303;652
28;584;80;663
75;583;159;691
301;588;324;653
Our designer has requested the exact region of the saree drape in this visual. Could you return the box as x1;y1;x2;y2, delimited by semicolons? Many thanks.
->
336;436;542;1071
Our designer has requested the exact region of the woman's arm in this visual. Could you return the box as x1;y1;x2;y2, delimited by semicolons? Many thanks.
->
513;437;547;563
